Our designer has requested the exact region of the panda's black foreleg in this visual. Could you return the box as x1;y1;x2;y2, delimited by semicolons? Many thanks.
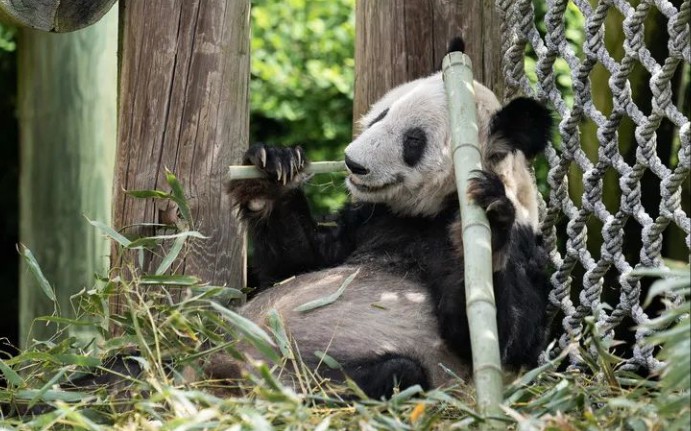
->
432;169;549;368
492;228;551;369
320;355;430;400
228;144;356;288
429;170;517;365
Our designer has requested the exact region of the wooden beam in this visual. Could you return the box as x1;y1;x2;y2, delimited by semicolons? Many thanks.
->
110;0;250;329
0;0;116;33
353;0;504;131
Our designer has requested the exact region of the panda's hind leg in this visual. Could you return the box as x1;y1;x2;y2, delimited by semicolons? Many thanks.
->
320;355;430;399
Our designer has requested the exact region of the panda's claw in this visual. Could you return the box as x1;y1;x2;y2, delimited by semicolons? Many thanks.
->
240;144;308;187
259;147;267;168
295;147;303;168
296;146;307;169
290;159;297;181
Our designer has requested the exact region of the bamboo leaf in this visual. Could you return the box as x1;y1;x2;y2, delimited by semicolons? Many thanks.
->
17;244;55;301
126;189;172;199
125;230;206;250
209;301;279;363
35;316;96;326
314;351;341;369
124;237;158;249
139;275;200;286
53;354;101;368
391;384;423;403
16;388;90;403
293;268;359;313
87;218;132;247
645;277;690;306
0;359;23;387
165;169;193;227
257;362;284;391
267;309;294;360
190;286;245;303
156;235;186;275
28;368;69;409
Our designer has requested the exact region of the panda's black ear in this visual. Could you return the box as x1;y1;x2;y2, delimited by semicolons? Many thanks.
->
446;36;466;54
490;98;553;159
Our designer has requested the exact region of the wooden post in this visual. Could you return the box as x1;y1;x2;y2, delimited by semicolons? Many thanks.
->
17;8;117;346
0;0;116;32
353;0;504;128
111;0;250;324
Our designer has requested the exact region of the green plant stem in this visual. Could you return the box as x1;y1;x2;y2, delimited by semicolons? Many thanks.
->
227;161;346;180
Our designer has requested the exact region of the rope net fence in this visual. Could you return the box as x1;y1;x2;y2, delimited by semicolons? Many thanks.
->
497;0;690;370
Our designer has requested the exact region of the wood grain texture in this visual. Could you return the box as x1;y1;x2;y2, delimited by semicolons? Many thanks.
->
18;8;117;346
0;0;116;32
111;0;249;322
353;0;504;131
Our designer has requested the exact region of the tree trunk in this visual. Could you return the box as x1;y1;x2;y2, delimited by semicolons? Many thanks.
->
17;8;117;346
110;0;250;327
353;0;504;129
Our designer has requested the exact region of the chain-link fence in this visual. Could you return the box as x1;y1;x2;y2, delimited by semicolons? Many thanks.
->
498;0;690;370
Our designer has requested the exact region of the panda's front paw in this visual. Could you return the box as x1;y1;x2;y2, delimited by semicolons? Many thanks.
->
467;171;515;247
244;144;307;185
227;144;308;220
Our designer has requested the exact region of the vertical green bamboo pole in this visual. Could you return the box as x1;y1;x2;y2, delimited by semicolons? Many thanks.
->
18;8;118;347
442;52;503;423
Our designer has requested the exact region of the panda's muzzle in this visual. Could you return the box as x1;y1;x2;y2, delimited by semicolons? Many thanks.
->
347;173;403;193
345;155;370;176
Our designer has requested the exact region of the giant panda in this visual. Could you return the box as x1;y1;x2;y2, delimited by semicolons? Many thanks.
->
215;44;553;399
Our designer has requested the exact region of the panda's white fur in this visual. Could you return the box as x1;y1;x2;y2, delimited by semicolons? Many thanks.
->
228;266;470;390
224;64;552;398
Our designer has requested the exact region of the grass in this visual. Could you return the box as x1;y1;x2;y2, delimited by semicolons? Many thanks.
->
1;174;688;430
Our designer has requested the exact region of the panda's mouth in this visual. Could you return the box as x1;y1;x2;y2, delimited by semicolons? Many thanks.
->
346;175;402;193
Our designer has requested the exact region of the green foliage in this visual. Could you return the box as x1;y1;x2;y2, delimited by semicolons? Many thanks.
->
640;268;691;431
0;23;16;52
250;0;355;213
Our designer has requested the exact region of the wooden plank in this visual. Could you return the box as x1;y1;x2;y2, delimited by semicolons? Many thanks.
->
353;0;504;130
111;0;249;327
17;8;117;345
0;0;116;32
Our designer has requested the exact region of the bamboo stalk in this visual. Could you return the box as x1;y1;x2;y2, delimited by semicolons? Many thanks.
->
227;161;346;181
442;52;504;424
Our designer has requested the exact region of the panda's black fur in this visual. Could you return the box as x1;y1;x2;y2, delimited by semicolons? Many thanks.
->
224;61;553;397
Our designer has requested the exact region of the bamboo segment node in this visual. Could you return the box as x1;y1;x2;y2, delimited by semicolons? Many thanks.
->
442;51;504;423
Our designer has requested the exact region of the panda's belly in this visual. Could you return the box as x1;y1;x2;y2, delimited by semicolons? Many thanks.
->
239;265;469;386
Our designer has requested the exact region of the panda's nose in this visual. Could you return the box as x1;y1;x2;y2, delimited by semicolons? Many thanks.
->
345;155;369;175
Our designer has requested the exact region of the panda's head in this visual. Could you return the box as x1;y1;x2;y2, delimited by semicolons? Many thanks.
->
344;72;501;217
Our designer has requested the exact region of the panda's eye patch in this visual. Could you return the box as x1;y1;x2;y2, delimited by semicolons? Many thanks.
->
403;127;427;167
368;108;389;128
